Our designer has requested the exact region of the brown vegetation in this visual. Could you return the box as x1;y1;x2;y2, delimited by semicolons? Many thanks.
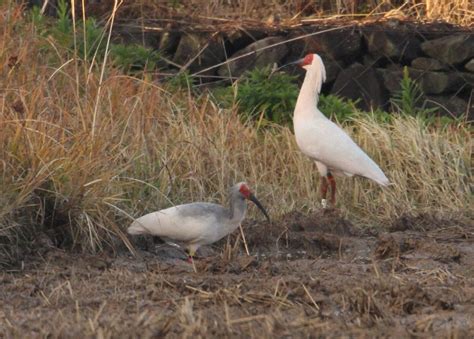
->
78;0;474;26
81;0;474;26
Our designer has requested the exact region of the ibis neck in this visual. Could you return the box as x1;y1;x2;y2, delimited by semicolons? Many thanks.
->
294;69;325;119
229;196;247;224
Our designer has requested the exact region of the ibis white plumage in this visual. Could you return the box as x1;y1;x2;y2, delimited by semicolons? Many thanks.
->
293;53;389;207
128;182;269;260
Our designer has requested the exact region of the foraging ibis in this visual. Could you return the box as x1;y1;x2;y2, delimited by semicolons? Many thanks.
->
128;182;269;260
293;53;389;207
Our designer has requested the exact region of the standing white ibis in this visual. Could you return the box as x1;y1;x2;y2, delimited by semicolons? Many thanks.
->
292;53;389;207
127;182;269;261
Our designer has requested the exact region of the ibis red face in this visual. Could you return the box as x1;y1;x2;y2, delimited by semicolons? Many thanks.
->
299;53;314;67
239;183;270;221
239;183;251;199
278;53;315;70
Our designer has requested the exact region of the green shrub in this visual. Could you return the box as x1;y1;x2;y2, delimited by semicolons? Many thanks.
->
110;44;162;72
28;2;159;72
367;108;393;124
29;1;103;62
318;94;358;123
47;0;75;49
165;71;196;92
390;67;461;126
78;18;106;61
209;85;235;109
29;5;45;32
234;66;299;125
391;67;435;117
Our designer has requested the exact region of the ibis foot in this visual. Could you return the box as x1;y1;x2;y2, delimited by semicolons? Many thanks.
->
186;248;198;272
186;255;197;272
321;199;328;209
320;199;339;214
321;199;336;209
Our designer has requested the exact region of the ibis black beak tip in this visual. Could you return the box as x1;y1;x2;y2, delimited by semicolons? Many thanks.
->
249;193;270;222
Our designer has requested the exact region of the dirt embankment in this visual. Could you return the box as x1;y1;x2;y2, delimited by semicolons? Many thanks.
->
1;210;473;337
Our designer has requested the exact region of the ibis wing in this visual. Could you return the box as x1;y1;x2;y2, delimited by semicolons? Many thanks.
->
128;203;225;243
295;117;389;185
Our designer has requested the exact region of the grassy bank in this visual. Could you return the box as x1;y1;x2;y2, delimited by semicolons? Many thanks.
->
0;3;471;266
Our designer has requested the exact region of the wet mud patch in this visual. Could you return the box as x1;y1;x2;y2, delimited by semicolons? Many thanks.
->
374;232;461;263
243;209;357;260
389;212;471;232
1;210;473;337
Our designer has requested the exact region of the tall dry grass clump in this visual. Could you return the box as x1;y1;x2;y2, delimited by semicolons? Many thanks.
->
424;0;473;25
113;0;474;26
0;3;471;265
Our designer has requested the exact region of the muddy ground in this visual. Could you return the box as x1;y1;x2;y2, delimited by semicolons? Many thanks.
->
1;210;473;337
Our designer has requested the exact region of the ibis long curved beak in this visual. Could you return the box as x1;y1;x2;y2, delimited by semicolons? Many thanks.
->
278;58;304;69
248;193;270;221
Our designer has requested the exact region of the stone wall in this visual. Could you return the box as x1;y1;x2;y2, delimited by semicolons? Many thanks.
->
116;21;474;118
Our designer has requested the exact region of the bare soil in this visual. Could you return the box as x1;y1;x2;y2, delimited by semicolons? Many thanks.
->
1;210;473;337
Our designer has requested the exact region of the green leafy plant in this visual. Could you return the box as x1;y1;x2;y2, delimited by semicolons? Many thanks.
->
165;71;195;92
391;67;435;117
29;5;45;31
209;85;235;109
78;18;106;61
110;44;162;72
234;66;299;125
29;1;103;62
28;3;162;72
319;94;358;123
368;108;393;124
389;66;459;127
56;0;72;35
51;0;73;47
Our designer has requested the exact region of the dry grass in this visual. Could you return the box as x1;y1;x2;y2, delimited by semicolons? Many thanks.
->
111;0;474;26
0;2;472;263
424;0;473;24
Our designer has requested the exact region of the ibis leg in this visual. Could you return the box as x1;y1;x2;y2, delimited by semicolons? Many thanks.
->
327;172;336;205
320;176;329;208
320;176;328;200
186;248;197;273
